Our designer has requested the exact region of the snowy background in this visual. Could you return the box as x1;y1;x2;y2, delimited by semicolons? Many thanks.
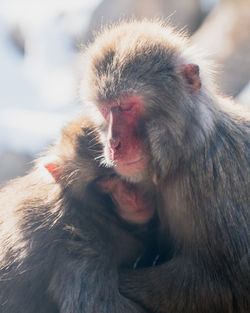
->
0;0;101;183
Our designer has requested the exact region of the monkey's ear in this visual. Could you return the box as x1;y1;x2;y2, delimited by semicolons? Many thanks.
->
178;64;201;93
45;163;62;181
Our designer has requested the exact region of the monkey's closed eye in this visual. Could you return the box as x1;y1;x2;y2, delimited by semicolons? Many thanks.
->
120;102;134;111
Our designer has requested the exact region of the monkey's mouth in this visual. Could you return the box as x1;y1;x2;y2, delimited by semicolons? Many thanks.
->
118;157;145;167
115;156;147;169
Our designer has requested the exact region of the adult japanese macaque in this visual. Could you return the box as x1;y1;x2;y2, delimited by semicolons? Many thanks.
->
81;20;250;313
0;115;156;313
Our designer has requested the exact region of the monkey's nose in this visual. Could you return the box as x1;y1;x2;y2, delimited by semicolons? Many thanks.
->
109;138;121;151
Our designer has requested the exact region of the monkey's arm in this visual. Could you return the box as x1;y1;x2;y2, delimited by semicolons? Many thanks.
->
49;217;147;313
50;255;147;313
119;257;236;313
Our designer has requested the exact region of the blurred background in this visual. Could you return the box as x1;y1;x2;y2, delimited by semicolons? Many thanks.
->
0;0;250;184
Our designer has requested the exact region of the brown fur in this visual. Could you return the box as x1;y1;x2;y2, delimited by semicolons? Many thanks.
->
81;20;250;313
0;115;153;313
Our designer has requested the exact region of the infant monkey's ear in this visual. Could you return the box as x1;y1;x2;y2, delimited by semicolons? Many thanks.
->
45;163;61;181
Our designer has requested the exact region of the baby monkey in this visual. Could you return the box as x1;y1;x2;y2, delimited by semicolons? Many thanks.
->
0;114;156;313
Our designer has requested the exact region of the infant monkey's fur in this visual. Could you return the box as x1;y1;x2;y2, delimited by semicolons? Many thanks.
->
0;115;155;313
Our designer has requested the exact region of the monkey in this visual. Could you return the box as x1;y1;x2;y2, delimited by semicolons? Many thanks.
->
80;20;250;313
0;114;157;313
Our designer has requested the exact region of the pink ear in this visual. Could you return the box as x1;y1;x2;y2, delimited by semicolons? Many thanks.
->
45;163;61;181
179;64;201;93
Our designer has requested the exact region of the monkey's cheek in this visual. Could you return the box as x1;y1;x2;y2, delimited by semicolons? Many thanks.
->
120;206;155;225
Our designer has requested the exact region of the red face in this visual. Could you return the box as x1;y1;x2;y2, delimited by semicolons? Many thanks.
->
97;175;155;224
98;95;149;181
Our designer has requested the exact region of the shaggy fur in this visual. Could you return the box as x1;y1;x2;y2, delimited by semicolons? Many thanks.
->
81;20;250;313
0;116;151;313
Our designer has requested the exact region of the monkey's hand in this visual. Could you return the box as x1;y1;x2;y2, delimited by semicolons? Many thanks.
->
119;267;163;312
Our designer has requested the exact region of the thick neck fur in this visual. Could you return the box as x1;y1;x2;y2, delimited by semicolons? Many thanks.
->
158;95;250;263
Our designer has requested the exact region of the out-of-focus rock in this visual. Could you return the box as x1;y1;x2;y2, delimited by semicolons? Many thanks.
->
83;0;203;44
192;0;250;97
0;150;33;185
10;25;25;55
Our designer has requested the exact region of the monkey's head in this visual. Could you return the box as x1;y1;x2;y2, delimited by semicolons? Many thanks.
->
81;20;210;183
41;115;155;225
41;116;112;200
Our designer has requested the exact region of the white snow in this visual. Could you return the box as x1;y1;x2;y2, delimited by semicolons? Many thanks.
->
0;0;101;154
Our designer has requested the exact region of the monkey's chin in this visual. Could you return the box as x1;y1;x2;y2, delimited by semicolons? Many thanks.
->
114;158;149;183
